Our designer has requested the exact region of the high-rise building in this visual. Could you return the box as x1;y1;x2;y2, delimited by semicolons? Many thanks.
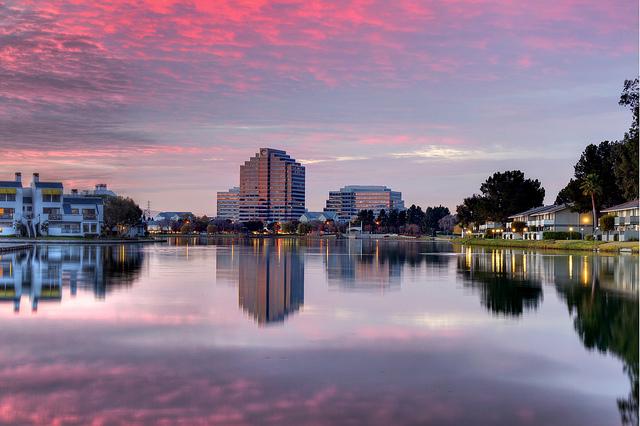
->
216;186;239;222
324;185;404;222
239;148;305;223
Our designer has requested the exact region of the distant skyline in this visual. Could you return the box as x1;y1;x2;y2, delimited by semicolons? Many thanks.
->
1;1;637;214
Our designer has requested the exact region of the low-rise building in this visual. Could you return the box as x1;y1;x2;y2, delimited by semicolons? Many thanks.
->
600;200;639;242
323;185;404;223
522;204;592;240
153;212;193;222
217;187;239;222
0;172;104;237
299;211;338;223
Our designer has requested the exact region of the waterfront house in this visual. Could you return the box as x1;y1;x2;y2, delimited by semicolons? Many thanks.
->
503;206;549;240
600;200;639;242
0;172;104;237
522;204;592;240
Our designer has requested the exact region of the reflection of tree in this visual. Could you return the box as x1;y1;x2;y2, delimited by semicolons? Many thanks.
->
557;281;638;425
457;252;543;317
101;245;144;290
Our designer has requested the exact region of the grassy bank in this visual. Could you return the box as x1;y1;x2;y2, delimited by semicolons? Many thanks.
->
452;237;638;253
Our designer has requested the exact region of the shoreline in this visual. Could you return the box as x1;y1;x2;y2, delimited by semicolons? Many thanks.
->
0;238;165;245
451;237;639;253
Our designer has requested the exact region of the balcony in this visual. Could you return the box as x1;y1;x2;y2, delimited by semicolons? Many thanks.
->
83;213;97;221
48;213;63;221
0;213;13;221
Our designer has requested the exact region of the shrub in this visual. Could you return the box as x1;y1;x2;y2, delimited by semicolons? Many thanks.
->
542;231;581;240
511;221;526;233
585;235;594;241
599;214;615;232
206;224;217;234
180;223;193;234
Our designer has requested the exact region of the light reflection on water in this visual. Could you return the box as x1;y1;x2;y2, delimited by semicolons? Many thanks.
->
0;238;637;426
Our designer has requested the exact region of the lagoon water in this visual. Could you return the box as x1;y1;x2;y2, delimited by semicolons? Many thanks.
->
0;239;637;425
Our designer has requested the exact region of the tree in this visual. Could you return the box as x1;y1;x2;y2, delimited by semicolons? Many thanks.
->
615;78;639;201
424;205;450;235
599;215;615;232
297;222;312;235
580;173;601;232
180;222;193;234
206;223;217;234
244;221;264;233
376;209;388;229
456;195;491;227
103;196;142;235
479;170;545;222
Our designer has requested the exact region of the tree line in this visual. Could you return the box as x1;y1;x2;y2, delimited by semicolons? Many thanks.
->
456;78;639;229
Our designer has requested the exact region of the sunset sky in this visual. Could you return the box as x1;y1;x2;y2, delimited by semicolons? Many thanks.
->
1;0;637;214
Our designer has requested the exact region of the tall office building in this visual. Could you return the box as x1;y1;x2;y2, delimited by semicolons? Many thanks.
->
324;185;404;222
239;148;305;223
216;186;240;222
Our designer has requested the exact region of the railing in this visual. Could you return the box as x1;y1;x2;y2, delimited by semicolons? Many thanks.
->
0;213;13;220
48;213;62;221
83;213;97;220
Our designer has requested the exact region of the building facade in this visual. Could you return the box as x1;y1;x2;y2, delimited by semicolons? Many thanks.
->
0;173;104;237
499;204;592;240
238;148;305;223
216;186;240;222
600;200;639;242
323;185;404;223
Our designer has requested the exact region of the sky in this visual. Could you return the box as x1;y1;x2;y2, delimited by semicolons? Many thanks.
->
0;0;637;215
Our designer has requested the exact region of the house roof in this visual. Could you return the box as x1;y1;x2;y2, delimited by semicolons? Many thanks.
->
34;182;63;189
507;205;549;219
0;181;22;188
301;212;323;220
601;199;639;213
529;204;570;217
64;196;103;205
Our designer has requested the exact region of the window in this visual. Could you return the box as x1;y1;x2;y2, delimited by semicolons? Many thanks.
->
0;208;15;217
43;208;60;215
0;193;16;202
42;194;61;203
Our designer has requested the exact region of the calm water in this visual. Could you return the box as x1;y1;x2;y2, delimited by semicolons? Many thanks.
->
0;238;637;426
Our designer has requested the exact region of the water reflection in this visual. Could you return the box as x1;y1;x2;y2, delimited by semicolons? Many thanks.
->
0;244;144;312
456;245;638;424
215;239;304;324
456;247;543;317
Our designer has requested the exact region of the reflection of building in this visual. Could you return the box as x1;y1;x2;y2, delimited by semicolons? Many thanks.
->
457;245;638;317
216;187;240;222
0;245;144;312
215;244;239;286
239;148;306;223
323;240;405;291
238;240;304;324
324;185;404;223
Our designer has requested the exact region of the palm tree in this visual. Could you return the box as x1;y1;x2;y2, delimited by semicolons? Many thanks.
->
580;173;601;232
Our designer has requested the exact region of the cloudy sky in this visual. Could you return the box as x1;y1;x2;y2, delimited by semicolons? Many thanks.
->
0;0;637;214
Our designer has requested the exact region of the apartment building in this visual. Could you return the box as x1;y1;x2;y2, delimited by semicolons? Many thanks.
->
0;173;104;237
600;200;639;242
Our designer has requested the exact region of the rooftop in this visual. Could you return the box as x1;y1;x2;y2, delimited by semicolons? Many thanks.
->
601;199;639;213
